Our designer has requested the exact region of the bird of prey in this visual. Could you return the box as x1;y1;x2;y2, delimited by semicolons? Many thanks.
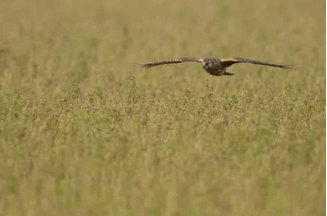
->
140;56;294;76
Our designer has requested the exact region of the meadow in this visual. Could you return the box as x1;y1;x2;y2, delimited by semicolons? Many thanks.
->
0;0;325;215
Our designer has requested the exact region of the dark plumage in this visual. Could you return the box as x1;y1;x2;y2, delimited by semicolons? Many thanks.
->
140;56;294;76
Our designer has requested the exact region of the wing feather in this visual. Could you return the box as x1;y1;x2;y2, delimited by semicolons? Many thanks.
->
221;57;294;69
140;57;201;69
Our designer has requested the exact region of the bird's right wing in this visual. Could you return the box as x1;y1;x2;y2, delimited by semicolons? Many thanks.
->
140;57;201;69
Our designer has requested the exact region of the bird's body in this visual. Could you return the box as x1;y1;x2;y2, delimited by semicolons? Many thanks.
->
140;56;294;76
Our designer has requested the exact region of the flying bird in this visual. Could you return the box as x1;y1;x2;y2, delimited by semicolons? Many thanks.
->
140;56;294;76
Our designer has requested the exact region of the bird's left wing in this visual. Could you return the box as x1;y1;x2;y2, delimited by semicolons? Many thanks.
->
220;57;294;69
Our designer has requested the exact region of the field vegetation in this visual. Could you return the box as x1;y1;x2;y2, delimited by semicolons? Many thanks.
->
0;0;325;215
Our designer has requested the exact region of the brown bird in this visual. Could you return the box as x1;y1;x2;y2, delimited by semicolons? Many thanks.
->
140;56;294;76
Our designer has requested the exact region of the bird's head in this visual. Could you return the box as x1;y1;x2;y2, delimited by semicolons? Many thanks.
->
200;59;213;70
199;58;207;67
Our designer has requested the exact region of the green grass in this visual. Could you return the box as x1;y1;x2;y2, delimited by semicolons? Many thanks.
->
0;0;325;215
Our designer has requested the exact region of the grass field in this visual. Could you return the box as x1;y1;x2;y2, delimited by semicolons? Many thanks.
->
0;0;326;215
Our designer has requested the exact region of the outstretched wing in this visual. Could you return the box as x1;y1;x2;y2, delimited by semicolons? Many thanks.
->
220;57;294;69
140;57;202;69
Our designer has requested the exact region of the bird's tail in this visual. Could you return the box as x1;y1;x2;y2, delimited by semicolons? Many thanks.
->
224;71;234;76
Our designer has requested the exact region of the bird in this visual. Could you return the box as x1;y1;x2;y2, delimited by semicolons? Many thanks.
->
139;56;294;76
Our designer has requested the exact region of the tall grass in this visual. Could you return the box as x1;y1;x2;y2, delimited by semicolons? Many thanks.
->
0;0;325;215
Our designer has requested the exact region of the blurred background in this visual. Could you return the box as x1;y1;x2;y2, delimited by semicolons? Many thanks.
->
0;0;325;215
0;0;324;94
